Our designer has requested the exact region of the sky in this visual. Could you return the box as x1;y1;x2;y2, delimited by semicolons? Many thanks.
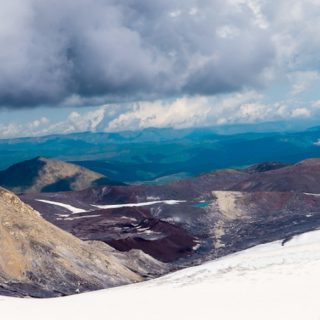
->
0;0;320;138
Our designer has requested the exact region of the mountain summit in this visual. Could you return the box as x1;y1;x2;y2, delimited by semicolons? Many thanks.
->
0;157;121;194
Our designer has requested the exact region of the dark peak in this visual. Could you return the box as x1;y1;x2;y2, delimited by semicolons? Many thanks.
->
33;156;49;162
245;161;289;173
0;156;123;194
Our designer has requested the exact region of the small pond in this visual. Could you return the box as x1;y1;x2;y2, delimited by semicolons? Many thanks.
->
192;201;210;208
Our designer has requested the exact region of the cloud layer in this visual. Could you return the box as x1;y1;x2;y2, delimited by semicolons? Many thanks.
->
2;89;320;139
0;0;296;108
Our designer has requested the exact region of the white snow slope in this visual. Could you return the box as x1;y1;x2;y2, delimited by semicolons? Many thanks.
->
36;199;86;213
92;199;186;209
1;229;320;320
36;199;186;214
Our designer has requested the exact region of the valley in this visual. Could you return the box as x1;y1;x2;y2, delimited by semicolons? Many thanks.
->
2;126;320;184
2;153;320;301
18;158;320;274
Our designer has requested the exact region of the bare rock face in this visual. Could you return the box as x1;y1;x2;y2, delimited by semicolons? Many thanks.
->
0;157;121;194
88;241;169;278
0;188;141;297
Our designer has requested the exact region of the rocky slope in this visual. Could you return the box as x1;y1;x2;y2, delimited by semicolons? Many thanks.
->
21;158;320;270
0;157;121;194
231;158;320;192
0;187;146;297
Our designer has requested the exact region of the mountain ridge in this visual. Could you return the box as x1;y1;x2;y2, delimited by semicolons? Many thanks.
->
0;187;144;297
2;126;320;183
0;157;123;194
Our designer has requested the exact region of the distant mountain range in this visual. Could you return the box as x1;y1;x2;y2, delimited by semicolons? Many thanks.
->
1;126;320;183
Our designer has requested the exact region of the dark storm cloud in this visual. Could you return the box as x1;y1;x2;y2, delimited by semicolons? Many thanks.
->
0;0;276;108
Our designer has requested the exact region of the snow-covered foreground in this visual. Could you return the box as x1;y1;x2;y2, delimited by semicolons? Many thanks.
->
2;230;320;320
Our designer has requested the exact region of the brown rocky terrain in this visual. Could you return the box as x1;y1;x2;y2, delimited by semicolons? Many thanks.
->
0;187;152;297
21;158;320;271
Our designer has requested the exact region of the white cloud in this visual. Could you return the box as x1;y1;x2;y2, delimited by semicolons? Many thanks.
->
102;97;320;129
216;25;239;39
1;91;319;138
313;101;320;109
289;71;319;96
105;91;315;132
291;107;311;118
0;117;50;138
169;10;182;18
0;123;21;138
107;97;211;131
67;108;107;132
189;7;199;16
0;108;108;138
267;0;320;72
29;117;49;129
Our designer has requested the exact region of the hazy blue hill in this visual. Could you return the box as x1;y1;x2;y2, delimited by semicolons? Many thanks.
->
1;125;320;183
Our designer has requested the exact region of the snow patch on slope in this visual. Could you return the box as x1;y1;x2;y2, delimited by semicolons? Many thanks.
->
92;200;186;210
36;199;86;214
36;199;186;214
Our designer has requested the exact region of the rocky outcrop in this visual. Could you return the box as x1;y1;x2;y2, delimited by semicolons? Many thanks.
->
0;188;142;297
